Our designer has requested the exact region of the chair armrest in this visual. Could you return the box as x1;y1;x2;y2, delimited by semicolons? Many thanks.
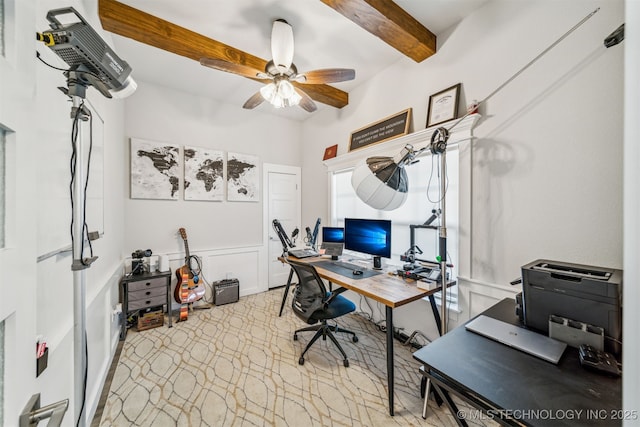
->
323;287;348;308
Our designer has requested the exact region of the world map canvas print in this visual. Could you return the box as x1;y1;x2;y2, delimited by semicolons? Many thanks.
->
130;138;180;200
227;152;259;202
184;146;224;201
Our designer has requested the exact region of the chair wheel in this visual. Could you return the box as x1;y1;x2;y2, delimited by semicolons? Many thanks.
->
343;359;349;367
293;334;298;341
352;336;358;343
299;357;305;365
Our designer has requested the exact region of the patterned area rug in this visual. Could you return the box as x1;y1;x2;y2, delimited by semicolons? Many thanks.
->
97;288;492;426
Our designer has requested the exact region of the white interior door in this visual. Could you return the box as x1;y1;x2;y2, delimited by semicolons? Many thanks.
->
264;164;301;289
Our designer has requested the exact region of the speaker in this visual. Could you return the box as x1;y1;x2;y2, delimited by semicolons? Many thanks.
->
373;256;382;269
214;279;239;306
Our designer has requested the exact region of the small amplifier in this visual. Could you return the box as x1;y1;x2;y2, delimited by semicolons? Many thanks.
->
214;279;239;306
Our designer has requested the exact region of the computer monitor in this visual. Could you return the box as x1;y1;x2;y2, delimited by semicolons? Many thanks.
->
322;227;344;243
344;218;392;268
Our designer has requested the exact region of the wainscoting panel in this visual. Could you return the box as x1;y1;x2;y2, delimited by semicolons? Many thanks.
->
205;250;261;297
457;276;520;323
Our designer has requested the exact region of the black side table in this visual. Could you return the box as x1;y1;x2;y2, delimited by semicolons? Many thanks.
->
120;270;173;340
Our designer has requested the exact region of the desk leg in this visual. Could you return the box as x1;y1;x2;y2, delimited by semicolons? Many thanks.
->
386;306;394;416
431;382;468;427
278;269;294;317
422;378;430;419
429;295;442;336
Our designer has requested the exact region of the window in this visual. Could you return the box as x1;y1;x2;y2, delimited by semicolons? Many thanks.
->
330;150;459;298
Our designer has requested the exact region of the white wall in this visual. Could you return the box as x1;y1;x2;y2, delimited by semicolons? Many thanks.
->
301;0;624;338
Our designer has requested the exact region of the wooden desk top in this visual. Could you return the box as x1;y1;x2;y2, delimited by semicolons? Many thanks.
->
281;256;447;308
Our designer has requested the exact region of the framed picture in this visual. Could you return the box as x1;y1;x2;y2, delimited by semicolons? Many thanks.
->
130;138;180;200
349;108;412;152
323;144;338;160
184;146;224;201
227;152;259;202
426;83;461;127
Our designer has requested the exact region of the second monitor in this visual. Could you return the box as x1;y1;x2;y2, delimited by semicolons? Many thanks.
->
344;218;392;269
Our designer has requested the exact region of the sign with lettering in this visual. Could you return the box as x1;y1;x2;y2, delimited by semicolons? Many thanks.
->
349;108;412;152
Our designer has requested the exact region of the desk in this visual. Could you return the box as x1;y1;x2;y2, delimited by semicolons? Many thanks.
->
413;298;622;426
279;255;451;416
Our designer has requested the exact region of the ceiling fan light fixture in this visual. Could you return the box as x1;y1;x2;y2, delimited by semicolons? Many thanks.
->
260;80;301;108
271;19;294;74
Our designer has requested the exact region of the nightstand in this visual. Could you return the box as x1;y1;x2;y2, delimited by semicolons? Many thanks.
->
120;270;173;340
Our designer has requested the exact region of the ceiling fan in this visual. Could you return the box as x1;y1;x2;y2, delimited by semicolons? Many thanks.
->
199;19;355;112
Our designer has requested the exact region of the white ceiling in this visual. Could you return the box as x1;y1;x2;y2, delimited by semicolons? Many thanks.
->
109;0;489;121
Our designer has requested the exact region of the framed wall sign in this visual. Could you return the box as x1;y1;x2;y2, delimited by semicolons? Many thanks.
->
349;108;412;152
323;144;338;160
426;83;461;127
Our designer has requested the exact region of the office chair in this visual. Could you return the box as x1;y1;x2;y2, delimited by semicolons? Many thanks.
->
287;259;358;367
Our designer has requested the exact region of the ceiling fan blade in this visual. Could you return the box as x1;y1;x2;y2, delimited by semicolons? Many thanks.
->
99;0;350;109
295;88;318;112
242;91;266;109
200;58;270;80
271;19;294;73
296;68;356;85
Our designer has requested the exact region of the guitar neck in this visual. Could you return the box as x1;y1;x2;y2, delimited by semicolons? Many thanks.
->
183;240;190;265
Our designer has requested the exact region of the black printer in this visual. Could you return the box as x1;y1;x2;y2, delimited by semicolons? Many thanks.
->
519;259;622;356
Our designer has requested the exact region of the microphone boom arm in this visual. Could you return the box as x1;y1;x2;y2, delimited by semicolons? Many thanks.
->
273;219;294;255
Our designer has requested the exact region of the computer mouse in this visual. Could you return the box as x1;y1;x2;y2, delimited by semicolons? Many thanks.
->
352;269;363;275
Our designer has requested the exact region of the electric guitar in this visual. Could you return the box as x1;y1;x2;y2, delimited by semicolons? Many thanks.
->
174;228;206;308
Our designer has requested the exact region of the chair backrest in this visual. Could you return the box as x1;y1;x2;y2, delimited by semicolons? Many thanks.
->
288;259;327;324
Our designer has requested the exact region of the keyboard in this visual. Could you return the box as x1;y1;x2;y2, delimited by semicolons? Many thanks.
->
288;248;319;259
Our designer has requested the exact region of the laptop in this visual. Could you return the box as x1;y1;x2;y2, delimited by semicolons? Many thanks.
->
465;315;567;364
320;227;344;257
288;248;319;259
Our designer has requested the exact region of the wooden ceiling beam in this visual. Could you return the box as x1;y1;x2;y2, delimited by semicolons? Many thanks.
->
320;0;437;62
98;0;349;108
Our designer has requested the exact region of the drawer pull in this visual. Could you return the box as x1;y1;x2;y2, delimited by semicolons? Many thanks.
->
145;282;151;287
145;300;151;305
146;291;151;295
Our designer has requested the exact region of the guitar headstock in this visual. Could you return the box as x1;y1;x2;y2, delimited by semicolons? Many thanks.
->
179;227;188;241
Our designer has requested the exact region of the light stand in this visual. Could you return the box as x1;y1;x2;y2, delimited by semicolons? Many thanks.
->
38;8;137;426
429;127;450;335
68;74;98;427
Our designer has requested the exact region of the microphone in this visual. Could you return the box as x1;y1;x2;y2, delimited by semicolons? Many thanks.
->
305;227;312;244
291;227;299;239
